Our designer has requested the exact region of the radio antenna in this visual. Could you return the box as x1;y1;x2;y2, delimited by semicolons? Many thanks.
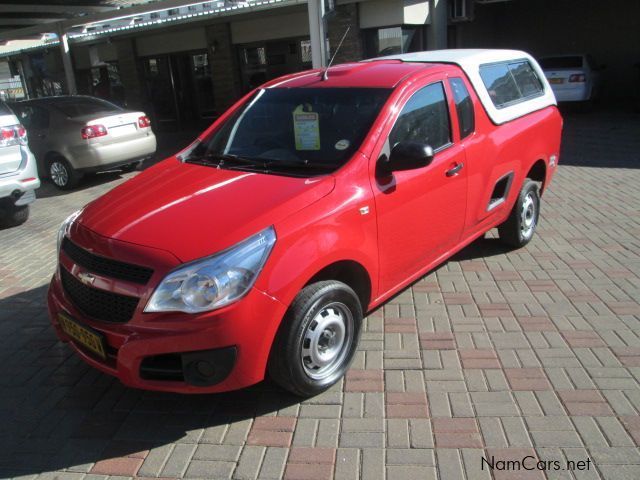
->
322;26;350;81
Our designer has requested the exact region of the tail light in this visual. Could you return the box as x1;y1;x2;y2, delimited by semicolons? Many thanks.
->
569;74;586;83
0;124;28;147
81;125;107;139
138;115;151;128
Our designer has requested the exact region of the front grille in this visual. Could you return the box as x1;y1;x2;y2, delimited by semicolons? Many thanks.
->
62;237;154;285
60;267;139;323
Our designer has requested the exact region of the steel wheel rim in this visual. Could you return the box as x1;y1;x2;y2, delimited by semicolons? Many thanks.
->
50;161;68;187
521;192;537;239
301;302;353;380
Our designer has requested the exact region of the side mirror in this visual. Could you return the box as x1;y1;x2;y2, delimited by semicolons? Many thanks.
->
379;142;434;174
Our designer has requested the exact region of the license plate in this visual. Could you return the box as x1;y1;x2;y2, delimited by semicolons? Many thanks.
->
58;313;107;360
108;123;137;138
549;78;564;85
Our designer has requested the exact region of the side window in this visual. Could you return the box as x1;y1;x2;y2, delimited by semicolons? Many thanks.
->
479;60;544;109
479;63;521;108
509;61;543;97
449;78;474;139
389;82;451;150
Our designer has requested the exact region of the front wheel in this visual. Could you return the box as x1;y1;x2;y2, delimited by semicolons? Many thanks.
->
269;280;363;397
498;179;540;248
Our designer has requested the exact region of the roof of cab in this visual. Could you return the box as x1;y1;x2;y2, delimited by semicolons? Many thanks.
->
267;60;436;89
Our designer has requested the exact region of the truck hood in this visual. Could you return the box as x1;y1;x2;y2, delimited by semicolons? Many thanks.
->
77;158;335;263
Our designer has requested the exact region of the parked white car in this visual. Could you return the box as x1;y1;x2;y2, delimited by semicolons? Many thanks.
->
539;54;603;103
0;101;40;227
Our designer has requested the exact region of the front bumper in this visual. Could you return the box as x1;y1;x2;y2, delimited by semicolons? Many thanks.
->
47;267;287;394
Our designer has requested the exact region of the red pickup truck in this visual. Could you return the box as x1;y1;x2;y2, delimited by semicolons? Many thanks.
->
48;49;562;396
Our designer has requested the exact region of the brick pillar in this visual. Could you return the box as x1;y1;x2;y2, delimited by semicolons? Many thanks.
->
327;4;363;64
114;38;145;110
206;23;240;115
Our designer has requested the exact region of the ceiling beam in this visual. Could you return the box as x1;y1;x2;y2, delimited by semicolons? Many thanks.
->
0;13;70;20
0;19;60;26
0;4;114;14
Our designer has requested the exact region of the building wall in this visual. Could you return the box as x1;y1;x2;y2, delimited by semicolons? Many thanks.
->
230;11;310;44
455;0;640;99
328;3;363;64
72;42;118;69
136;28;208;57
115;38;145;110
206;23;241;113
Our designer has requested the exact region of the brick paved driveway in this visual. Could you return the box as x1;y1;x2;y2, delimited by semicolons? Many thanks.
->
1;110;639;480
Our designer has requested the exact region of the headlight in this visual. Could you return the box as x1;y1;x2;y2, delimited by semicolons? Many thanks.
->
57;209;82;253
145;226;277;313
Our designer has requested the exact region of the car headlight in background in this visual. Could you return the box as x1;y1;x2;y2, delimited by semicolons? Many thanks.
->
145;226;277;313
57;209;82;254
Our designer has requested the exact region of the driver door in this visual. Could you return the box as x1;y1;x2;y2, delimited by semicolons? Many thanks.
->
372;79;468;294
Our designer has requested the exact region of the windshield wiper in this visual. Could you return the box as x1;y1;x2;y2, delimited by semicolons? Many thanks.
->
184;152;267;169
260;158;335;172
185;152;334;175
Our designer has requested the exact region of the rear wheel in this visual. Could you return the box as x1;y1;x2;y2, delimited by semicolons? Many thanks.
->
269;280;362;397
49;157;81;190
498;179;540;248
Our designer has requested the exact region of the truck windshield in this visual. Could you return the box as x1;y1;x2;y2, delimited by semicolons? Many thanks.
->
185;87;391;176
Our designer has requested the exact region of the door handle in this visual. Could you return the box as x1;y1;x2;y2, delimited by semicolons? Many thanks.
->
446;162;464;177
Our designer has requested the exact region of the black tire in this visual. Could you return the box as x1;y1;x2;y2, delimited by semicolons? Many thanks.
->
0;205;29;227
498;178;540;248
49;156;81;190
269;280;363;397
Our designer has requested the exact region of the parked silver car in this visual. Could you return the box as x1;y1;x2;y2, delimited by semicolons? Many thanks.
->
9;96;156;189
0;100;40;226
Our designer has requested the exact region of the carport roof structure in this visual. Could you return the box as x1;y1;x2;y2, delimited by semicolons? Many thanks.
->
0;1;152;38
0;0;328;94
0;1;309;53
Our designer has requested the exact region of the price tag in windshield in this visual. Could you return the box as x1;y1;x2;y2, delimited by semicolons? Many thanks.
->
293;106;320;151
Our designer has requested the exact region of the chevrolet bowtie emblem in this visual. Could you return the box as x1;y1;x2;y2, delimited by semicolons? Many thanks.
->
77;272;96;286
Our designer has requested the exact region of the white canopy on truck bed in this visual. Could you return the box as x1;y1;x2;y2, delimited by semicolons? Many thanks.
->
369;49;557;125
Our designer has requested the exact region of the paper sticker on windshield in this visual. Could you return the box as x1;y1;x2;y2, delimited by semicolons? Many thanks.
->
335;139;350;151
293;105;320;151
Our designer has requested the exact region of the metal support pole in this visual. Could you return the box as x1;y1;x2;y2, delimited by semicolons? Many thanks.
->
307;0;327;68
58;27;77;95
428;0;448;50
